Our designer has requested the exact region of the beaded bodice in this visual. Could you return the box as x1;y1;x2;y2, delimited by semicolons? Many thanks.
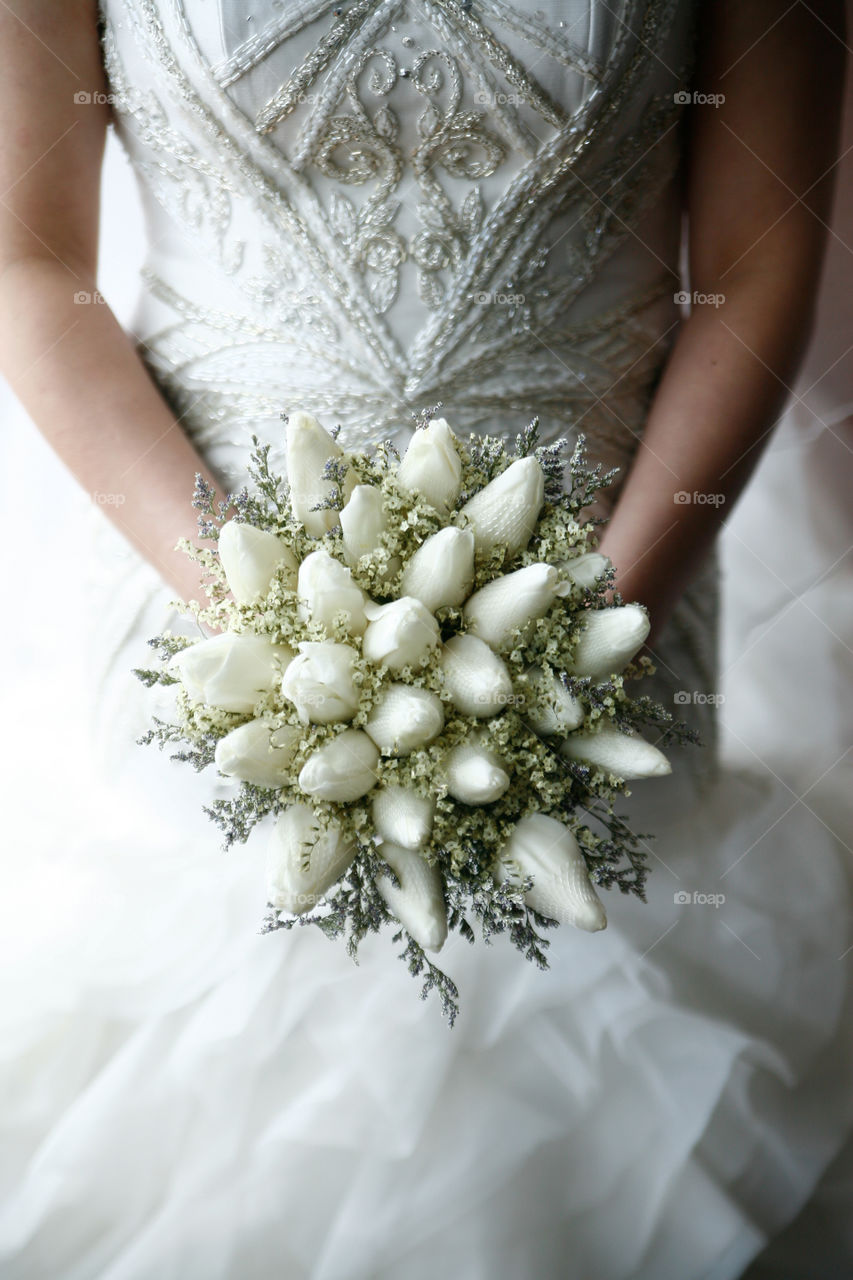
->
99;0;699;490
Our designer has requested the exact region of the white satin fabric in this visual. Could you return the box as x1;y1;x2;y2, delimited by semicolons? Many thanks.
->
1;3;852;1278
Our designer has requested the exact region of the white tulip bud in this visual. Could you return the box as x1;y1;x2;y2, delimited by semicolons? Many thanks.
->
214;720;299;787
376;843;448;952
280;641;359;724
463;563;565;650
400;526;475;613
339;485;400;583
217;521;298;603
170;633;292;713
285;410;354;536
561;724;671;779
495;812;606;931
559;552;611;591
267;803;357;915
397;418;462;513
297;548;368;636
567;604;650;679
521;666;584;735
362;597;440;671
440;634;514;718
298;728;380;801
340;484;385;561
372;786;435;850
443;739;510;803
459;456;544;559
364;684;445;755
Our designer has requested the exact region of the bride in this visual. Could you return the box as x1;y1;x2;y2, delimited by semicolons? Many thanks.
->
1;1;851;1276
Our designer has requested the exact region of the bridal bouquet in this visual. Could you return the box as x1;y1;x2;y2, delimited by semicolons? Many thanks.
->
135;410;693;1024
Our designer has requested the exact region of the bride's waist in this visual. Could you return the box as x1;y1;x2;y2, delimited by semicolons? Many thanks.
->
127;263;677;476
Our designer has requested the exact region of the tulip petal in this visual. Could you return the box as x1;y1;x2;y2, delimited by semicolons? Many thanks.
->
280;641;360;725
559;552;611;591
297;548;369;636
214;720;299;787
267;803;357;915
340;485;385;562
339;485;400;582
362;597;440;671
495;812;606;931
459;456;544;559
400;526;475;613
298;728;380;801
364;684;445;755
218;521;298;604
561;724;671;779
440;634;514;718
397;418;462;514
285;410;354;536
521;666;584;735
169;633;293;713
567;604;650;679
463;563;559;650
372;786;435;850
376;842;448;952
443;740;510;803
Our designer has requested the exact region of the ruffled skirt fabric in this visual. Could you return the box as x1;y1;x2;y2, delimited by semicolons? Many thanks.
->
1;494;852;1280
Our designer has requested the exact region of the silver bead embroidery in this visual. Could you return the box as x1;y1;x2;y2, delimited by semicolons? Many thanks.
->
101;0;695;394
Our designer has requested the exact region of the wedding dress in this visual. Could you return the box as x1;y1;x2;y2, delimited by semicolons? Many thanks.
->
2;3;852;1278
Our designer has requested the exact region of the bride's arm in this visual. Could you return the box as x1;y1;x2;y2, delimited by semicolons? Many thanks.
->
0;0;224;603
597;0;846;644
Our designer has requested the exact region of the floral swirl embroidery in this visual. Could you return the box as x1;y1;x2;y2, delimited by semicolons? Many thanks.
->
99;0;695;425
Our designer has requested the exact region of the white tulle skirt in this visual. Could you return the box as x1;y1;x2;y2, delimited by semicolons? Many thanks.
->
1;472;852;1280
